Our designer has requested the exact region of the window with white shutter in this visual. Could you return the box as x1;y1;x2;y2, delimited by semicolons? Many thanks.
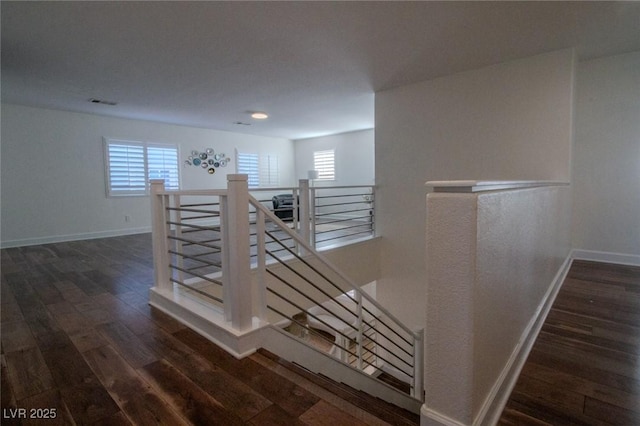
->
104;139;180;196
147;145;180;190
260;155;279;187
236;152;279;188
236;152;260;187
313;149;335;181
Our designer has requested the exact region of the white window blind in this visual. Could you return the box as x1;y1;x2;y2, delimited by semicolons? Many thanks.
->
314;149;335;181
236;152;279;188
237;152;260;187
147;145;180;190
104;139;180;196
260;155;279;187
106;142;146;195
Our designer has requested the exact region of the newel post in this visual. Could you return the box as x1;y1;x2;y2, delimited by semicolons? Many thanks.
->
223;174;253;332
150;179;170;291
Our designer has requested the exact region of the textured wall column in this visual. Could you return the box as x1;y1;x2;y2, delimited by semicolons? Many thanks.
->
423;193;478;425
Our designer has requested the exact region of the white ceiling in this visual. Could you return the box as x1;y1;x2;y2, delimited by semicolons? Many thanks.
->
2;1;639;140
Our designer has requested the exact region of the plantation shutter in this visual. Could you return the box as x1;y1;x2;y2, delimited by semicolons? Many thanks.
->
237;152;260;187
314;149;335;181
105;139;180;196
260;155;279;187
147;145;180;190
106;142;146;195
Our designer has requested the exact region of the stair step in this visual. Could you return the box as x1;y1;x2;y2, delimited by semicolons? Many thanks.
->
256;348;420;425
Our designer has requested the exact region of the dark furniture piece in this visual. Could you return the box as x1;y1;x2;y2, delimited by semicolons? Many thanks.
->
272;194;296;220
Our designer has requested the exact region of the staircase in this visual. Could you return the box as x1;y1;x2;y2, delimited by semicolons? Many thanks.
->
149;175;424;414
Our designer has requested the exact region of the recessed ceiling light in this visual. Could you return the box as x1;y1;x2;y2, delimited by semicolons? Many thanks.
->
250;112;268;120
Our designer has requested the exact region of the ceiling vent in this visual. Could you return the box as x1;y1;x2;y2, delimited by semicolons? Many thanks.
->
89;98;117;106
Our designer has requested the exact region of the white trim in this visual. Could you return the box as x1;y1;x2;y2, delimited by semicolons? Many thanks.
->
425;180;569;193
0;227;151;249
571;249;640;267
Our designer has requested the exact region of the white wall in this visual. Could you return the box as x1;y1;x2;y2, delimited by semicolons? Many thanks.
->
424;185;571;425
0;104;294;247
572;51;640;258
374;49;575;327
294;129;374;186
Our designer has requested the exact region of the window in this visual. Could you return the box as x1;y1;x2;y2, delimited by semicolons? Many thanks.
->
104;139;180;196
314;149;335;181
260;155;279;187
236;151;279;188
147;146;179;190
236;152;260;187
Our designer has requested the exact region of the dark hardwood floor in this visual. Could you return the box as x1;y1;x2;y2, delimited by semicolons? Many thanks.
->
0;234;418;425
500;260;640;425
2;234;638;425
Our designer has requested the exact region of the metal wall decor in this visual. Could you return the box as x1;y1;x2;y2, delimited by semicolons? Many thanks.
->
183;148;230;175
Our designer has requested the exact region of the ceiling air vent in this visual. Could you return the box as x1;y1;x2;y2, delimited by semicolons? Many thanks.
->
89;98;118;106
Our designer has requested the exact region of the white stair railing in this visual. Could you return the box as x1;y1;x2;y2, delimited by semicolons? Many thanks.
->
309;184;375;248
150;177;252;332
151;175;421;399
249;180;375;251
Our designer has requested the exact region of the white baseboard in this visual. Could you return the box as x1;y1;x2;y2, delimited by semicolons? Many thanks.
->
571;249;640;267
0;226;151;249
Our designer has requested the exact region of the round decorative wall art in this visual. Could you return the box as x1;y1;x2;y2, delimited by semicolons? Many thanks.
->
185;148;231;173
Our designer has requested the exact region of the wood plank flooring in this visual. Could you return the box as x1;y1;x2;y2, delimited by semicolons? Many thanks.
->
3;234;638;425
0;234;418;425
499;260;640;425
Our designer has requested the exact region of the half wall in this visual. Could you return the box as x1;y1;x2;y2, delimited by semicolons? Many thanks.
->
423;181;572;425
